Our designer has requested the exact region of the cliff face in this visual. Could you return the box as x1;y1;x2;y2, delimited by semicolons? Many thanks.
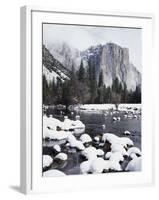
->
82;43;141;91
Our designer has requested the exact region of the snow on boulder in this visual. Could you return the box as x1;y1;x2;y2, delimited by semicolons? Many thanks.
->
129;153;138;160
55;153;68;161
113;117;117;121
127;147;141;157
90;158;105;174
43;115;62;130
102;133;119;144
80;160;92;174
74;140;85;151
111;144;128;156
81;146;97;160
96;149;104;156
119;137;134;147
62;116;73;130
109;152;124;163
43;169;66;177
124;130;131;135
80;134;92;144
45;130;71;140
43;126;52;139
53;144;61;152
105;152;112;160
102;133;134;149
43;155;53;168
94;136;100;142
125;157;141;171
67;134;85;150
71;119;85;135
108;160;122;171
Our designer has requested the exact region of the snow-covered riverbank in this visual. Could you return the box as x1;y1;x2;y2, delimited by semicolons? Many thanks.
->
76;104;141;112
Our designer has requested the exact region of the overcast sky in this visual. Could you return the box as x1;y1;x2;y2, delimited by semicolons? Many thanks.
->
43;24;142;72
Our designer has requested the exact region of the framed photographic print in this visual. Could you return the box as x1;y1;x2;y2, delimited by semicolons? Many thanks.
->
20;6;154;194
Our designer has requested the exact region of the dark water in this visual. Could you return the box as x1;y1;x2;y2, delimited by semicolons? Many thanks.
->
43;109;141;175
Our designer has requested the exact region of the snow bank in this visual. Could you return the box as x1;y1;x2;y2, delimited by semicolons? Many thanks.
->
118;104;141;112
43;155;53;168
43;169;66;177
78;104;141;112
79;104;115;111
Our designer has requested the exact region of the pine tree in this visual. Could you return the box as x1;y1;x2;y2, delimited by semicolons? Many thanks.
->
89;64;97;103
78;60;85;82
97;70;104;103
98;70;103;87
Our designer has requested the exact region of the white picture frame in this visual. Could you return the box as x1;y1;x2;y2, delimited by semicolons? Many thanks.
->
20;6;154;194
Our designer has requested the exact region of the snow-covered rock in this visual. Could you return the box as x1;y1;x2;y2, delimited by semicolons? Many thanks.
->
81;146;97;160
44;129;71;140
90;158;105;174
119;137;134;147
102;133;134;148
109;152;124;162
107;160;122;171
55;153;68;161
53;144;61;152
102;133;119;144
129;153;138;160
96;149;104;156
127;147;141;157
80;156;122;174
94;136;100;142
124;130;131;135
80;160;92;174
111;144;128;156
113;117;117;121
43;169;66;177
71;119;85;135
43;155;53;168
62;117;73;130
125;157;141;171
67;134;85;150
80;134;92;144
105;152;112;160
